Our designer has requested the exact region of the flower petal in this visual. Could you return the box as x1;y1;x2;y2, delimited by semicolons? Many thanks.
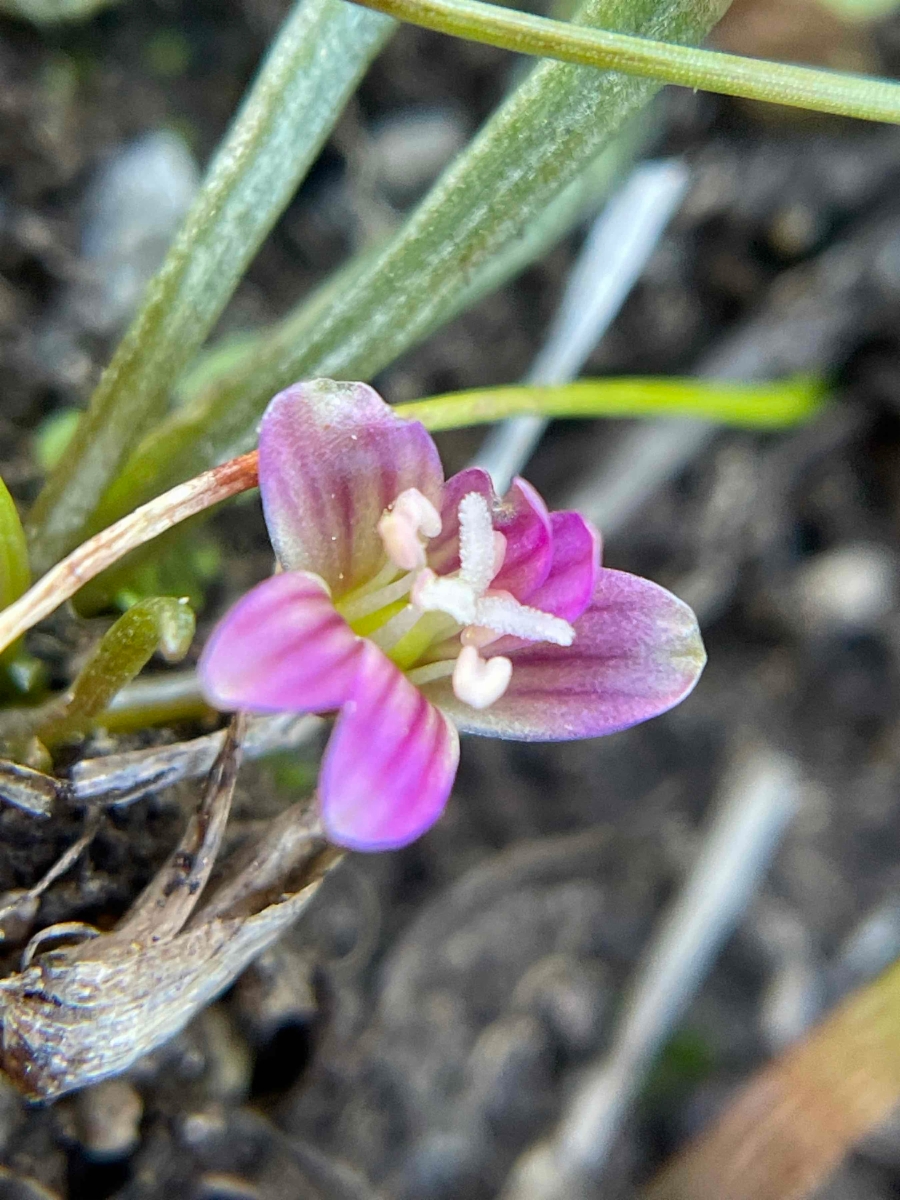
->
259;380;444;596
319;641;460;851
491;477;554;600
198;571;363;713
525;511;601;623
427;470;553;600
423;569;705;740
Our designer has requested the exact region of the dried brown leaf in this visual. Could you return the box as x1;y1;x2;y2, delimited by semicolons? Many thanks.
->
646;959;900;1200
0;715;338;1100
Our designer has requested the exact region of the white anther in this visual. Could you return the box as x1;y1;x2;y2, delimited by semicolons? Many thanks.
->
452;645;513;710
412;569;477;626
474;593;574;646
378;488;442;570
459;492;501;594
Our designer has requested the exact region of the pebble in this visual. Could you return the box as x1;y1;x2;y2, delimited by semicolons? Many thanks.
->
512;953;611;1058
830;899;900;999
74;1079;143;1160
464;1013;554;1133
69;130;199;335
367;108;466;199
791;544;896;633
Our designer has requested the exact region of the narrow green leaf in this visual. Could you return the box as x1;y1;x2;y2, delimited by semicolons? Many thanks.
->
33;409;82;474
35;597;196;746
401;376;828;431
0;0;120;19
353;0;900;124
83;0;729;536
820;0;900;19
0;477;45;699
28;0;394;574
0;478;30;612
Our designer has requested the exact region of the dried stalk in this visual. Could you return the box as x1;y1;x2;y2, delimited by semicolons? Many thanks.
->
0;712;321;816
0;452;259;660
645;956;900;1200
0;713;339;1100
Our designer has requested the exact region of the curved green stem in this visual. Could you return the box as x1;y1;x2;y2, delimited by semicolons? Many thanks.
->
404;376;827;431
352;0;900;123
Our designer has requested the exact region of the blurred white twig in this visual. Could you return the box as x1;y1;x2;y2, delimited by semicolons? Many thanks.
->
501;749;802;1200
565;212;883;537
471;159;690;492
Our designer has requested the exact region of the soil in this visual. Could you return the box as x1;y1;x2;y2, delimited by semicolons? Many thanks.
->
4;1;900;1197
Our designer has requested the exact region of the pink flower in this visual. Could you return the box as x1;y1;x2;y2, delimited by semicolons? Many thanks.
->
198;380;706;852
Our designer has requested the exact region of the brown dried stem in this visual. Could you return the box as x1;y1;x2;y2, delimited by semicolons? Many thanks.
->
0;451;260;660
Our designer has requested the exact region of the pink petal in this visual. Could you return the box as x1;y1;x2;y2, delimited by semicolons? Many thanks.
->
198;571;363;713
427;467;494;575
423;569;705;740
525;511;601;623
259;380;444;597
427;470;553;600
491;477;554;600
319;642;460;851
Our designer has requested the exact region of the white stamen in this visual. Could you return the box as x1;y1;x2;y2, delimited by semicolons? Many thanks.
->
412;569;477;626
452;645;513;709
366;603;421;651
405;659;456;686
339;571;416;621
459;492;500;593
378;488;442;570
474;593;574;646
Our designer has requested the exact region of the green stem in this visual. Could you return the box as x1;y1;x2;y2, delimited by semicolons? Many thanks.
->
352;0;900;123
403;376;826;431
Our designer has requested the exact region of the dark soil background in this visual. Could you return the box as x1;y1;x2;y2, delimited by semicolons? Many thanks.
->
4;1;900;1196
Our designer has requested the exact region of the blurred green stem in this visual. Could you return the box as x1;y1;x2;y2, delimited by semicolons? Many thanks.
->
0;598;196;750
353;0;900;123
403;376;827;430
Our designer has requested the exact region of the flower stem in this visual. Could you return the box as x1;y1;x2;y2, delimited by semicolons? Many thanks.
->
351;0;900;124
402;376;827;431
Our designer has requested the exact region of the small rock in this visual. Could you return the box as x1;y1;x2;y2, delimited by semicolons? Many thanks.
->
791;545;896;632
0;891;40;945
179;1104;228;1151
831;900;900;999
368;108;466;199
75;1079;142;1160
464;1013;554;1133
70;130;199;335
512;954;611;1058
393;1132;486;1200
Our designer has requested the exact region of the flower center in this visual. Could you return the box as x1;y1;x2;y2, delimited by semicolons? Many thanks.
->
336;488;574;711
